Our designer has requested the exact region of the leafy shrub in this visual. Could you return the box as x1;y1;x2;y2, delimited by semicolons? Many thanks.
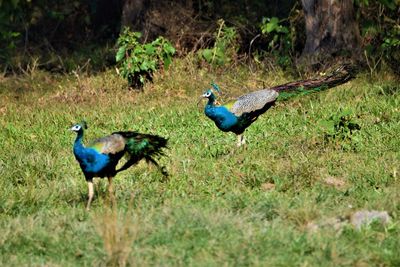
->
319;109;362;151
356;0;400;75
259;17;294;68
115;28;176;87
198;19;239;67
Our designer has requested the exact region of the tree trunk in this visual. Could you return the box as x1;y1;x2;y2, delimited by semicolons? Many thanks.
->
300;0;361;65
120;0;148;34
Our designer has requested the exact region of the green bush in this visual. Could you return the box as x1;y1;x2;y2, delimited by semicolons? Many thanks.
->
356;0;400;75
259;16;294;68
198;19;239;67
115;28;176;87
319;109;362;151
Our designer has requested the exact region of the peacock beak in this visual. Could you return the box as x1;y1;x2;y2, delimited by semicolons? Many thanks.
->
196;96;204;107
69;126;78;131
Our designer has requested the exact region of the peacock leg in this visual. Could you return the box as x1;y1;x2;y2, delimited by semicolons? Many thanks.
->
237;134;246;147
107;177;116;207
107;177;113;194
86;180;94;211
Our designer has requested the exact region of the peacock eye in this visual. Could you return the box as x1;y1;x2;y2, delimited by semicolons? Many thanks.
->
202;90;213;98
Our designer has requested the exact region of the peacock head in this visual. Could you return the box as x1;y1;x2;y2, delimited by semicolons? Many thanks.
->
201;89;216;100
70;121;88;133
198;82;221;106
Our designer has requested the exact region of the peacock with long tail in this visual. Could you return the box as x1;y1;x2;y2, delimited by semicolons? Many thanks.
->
200;65;355;146
70;121;168;210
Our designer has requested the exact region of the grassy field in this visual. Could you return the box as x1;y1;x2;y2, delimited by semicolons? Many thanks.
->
0;60;399;266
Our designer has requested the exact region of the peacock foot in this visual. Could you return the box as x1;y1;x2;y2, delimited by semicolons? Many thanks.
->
237;135;246;147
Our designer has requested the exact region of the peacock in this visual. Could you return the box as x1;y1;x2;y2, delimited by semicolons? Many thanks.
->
70;121;168;210
201;66;354;146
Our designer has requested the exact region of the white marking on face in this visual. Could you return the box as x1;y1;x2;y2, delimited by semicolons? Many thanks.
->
70;125;82;131
203;91;212;98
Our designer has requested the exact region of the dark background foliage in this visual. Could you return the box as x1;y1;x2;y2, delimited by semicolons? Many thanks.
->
0;0;398;74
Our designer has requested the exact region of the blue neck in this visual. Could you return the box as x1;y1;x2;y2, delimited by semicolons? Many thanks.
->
73;130;85;155
72;129;112;177
204;95;239;132
205;94;216;109
204;95;217;118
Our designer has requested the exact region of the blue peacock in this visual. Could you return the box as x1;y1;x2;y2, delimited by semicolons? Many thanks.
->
201;66;354;146
70;121;167;209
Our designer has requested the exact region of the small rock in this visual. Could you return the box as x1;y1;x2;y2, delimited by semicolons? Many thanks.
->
322;176;346;188
307;210;391;233
350;210;390;229
307;216;347;232
261;183;275;191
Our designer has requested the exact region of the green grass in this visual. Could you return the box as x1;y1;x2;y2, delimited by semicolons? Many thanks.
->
0;61;399;266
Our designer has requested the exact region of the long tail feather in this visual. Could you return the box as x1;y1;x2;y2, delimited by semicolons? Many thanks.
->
273;64;356;101
145;156;169;178
113;131;168;173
